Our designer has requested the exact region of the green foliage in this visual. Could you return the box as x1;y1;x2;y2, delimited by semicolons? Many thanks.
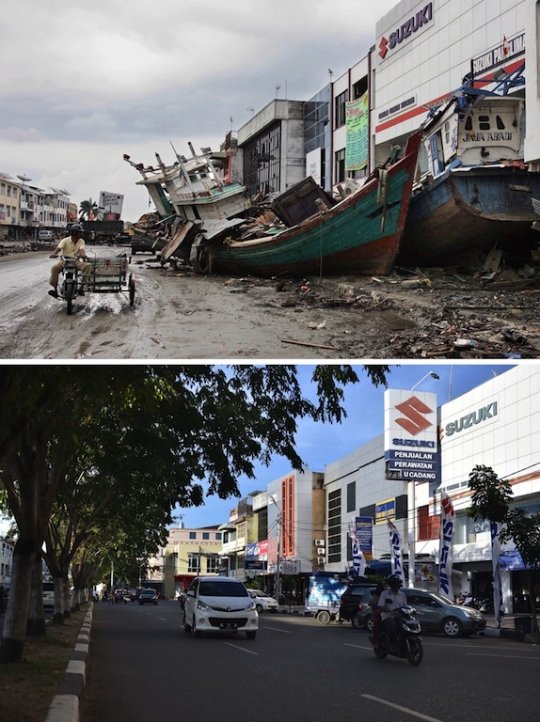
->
467;465;513;524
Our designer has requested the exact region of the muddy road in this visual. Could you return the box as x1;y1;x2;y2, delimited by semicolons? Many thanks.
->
1;248;540;359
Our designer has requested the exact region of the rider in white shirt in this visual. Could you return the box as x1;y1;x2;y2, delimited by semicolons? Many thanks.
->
379;574;407;646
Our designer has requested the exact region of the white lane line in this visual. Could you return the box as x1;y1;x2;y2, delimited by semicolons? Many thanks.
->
362;695;445;722
467;652;540;660
158;617;166;621
223;642;258;655
262;626;292;633
344;642;374;651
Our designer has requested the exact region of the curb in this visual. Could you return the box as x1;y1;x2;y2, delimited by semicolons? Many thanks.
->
45;605;93;722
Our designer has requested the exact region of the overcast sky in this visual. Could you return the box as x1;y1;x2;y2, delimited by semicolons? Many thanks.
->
173;362;515;530
1;0;398;223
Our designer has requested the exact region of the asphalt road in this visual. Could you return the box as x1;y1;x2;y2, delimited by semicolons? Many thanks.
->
81;601;539;722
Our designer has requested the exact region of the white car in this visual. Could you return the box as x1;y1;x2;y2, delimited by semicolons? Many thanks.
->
183;576;259;639
248;589;279;613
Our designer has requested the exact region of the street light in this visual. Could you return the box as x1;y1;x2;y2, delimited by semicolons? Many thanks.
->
411;371;439;393
407;371;440;588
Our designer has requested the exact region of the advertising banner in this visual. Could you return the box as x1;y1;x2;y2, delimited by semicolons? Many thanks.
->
348;521;367;577
384;389;439;482
387;517;405;585
345;93;369;171
356;516;373;561
439;492;455;600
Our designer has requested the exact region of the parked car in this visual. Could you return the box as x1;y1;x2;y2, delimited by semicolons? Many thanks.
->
42;581;55;609
403;588;486;637
338;581;376;626
138;588;158;605
130;236;155;254
38;230;54;241
248;589;279;613
183;576;258;639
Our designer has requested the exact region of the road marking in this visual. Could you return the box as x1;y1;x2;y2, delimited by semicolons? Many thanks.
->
223;643;258;655
361;695;445;722
467;652;540;660
262;626;292;633
158;617;166;621
344;642;373;651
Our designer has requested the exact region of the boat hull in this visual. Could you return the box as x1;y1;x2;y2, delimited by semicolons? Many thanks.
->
400;166;540;266
206;134;420;277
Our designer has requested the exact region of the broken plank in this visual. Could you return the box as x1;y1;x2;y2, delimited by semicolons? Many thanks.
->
281;339;342;351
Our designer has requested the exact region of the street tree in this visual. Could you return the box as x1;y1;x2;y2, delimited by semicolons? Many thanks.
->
0;364;389;662
78;198;99;220
468;464;540;634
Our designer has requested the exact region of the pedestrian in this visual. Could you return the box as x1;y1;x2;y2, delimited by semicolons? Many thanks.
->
369;581;385;649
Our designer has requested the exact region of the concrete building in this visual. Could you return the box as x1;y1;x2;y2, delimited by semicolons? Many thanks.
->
323;364;540;614
146;524;223;598
236;99;306;199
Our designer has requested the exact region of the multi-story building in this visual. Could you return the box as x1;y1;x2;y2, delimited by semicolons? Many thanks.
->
0;173;71;240
0;172;20;240
323;364;540;615
0;537;14;587
146;524;223;598
230;1;532;201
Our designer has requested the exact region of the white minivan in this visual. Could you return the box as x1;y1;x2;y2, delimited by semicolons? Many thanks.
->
38;230;54;241
183;576;259;639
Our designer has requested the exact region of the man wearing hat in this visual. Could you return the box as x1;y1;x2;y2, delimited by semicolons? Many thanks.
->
48;223;91;298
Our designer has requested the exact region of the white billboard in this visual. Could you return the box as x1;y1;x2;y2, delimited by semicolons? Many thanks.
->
99;191;124;217
384;389;439;482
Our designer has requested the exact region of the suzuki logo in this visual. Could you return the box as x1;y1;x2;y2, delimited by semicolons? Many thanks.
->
394;396;434;436
379;37;389;59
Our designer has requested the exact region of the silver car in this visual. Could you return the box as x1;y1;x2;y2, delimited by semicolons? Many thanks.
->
404;588;486;637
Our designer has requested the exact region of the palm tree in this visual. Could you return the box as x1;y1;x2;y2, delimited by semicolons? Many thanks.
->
79;198;99;221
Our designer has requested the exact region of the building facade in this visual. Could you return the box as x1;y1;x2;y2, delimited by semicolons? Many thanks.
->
323;365;540;614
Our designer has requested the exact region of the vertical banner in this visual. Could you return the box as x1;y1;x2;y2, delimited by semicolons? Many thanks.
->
439;492;455;600
345;92;369;171
348;522;367;577
491;521;506;627
387;517;405;585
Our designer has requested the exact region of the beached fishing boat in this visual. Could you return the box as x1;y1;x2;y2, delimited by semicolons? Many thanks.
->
399;68;540;266
202;132;421;277
123;142;252;264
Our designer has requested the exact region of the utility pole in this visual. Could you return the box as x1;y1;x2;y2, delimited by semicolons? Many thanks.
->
275;514;281;605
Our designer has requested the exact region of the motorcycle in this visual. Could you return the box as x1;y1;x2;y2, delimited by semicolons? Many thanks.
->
60;256;81;315
370;605;423;666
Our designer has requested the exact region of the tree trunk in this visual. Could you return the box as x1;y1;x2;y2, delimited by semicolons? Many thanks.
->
26;559;46;637
0;539;36;663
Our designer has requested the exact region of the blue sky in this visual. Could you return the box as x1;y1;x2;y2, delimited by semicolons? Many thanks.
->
175;362;516;529
0;362;518;538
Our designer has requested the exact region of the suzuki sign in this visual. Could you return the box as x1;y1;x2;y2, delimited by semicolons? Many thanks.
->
384;389;439;482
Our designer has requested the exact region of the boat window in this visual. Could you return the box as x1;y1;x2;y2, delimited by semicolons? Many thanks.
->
464;117;473;131
496;115;505;130
479;115;490;130
444;121;451;144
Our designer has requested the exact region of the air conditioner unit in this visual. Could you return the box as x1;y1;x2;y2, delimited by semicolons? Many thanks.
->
317;556;326;564
314;539;325;546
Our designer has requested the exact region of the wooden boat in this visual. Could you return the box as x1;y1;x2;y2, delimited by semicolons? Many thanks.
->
399;71;540;266
203;132;421;277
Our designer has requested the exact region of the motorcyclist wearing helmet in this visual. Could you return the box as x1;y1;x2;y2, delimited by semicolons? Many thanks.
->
378;574;407;648
48;223;91;298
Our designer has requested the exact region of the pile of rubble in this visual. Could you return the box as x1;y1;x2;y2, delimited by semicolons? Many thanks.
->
0;241;55;256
